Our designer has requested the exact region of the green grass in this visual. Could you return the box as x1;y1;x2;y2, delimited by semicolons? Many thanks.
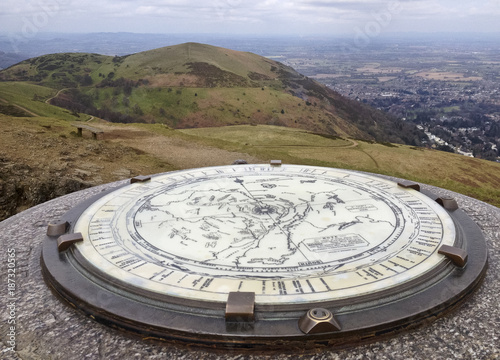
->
3;115;75;133
0;82;83;120
115;43;279;80
87;84;341;132
181;125;351;147
0;82;55;101
180;125;500;207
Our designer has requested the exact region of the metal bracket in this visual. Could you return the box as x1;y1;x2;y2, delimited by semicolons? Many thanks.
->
131;175;151;184
47;221;69;237
225;292;255;323
436;196;459;211
299;308;341;334
397;181;421;192
439;245;468;267
57;233;84;252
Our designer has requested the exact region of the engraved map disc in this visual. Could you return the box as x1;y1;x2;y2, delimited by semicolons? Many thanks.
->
41;164;488;348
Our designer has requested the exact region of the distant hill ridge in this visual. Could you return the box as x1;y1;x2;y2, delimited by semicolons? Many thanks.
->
0;42;425;145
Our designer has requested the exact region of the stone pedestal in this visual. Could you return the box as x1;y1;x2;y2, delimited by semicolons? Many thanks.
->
1;177;499;360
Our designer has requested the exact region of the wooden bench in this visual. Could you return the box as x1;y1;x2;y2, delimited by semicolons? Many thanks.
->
72;123;104;140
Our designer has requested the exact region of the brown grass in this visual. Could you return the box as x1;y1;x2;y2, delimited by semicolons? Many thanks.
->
2;117;499;208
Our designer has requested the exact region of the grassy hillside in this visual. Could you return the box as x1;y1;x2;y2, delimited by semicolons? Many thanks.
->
0;43;425;145
114;43;281;81
179;125;500;207
0;82;79;120
0;44;281;88
0;114;175;220
0;112;499;222
0;53;110;88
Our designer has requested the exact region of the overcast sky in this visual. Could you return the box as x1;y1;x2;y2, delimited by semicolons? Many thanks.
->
2;0;500;36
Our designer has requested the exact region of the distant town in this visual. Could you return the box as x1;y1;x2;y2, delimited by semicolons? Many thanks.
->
1;32;499;161
276;35;500;162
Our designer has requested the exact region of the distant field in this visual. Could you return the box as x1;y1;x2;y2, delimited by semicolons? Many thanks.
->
378;77;397;82
356;65;404;74
442;106;461;113
413;71;483;82
310;74;350;79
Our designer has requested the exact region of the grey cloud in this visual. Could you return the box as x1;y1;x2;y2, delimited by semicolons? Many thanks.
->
1;0;499;34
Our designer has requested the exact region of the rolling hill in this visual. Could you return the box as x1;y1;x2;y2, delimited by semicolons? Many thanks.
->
2;42;499;221
0;42;424;144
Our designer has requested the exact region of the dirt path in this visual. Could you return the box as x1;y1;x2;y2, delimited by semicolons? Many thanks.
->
346;139;359;148
97;124;264;169
252;138;359;149
359;149;380;168
45;88;69;104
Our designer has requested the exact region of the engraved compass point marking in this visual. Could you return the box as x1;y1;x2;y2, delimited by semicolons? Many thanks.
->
299;308;341;334
438;245;468;267
57;233;84;252
47;221;69;237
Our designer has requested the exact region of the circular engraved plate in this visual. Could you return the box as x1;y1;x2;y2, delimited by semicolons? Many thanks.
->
41;164;488;349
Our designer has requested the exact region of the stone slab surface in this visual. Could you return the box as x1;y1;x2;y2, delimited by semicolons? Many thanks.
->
1;176;499;360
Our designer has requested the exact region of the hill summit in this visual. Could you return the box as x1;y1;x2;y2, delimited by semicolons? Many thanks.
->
0;42;424;144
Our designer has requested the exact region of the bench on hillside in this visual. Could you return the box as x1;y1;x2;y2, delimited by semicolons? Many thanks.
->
72;123;104;140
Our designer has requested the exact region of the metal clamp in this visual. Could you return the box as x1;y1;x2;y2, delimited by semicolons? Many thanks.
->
57;233;84;252
398;181;421;192
47;221;69;237
436;196;459;211
225;292;255;323
131;175;151;184
299;308;341;334
439;245;468;267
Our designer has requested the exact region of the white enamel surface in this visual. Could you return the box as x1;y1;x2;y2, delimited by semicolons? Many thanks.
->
74;165;456;305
